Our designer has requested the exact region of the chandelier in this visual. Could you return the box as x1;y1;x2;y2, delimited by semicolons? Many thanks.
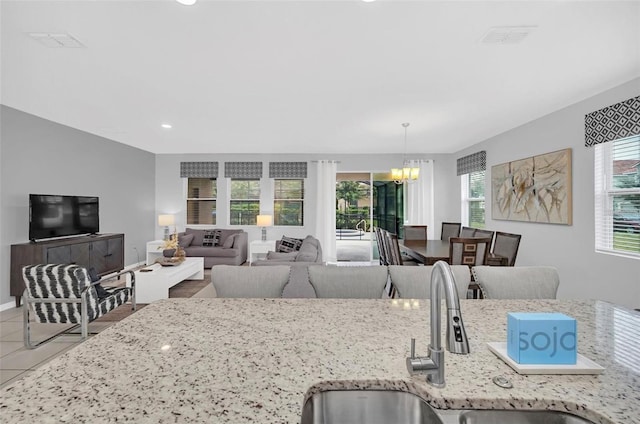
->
391;122;420;184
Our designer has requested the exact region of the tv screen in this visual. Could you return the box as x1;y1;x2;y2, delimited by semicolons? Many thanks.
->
29;194;99;241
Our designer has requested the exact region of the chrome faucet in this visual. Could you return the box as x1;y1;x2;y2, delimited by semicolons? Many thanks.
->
406;260;470;387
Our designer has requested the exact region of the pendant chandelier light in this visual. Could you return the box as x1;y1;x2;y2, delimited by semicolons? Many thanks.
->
391;122;420;184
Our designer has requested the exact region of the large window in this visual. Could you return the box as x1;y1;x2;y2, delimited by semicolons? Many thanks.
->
595;135;640;258
461;170;485;228
186;178;217;225
230;179;260;225
274;179;304;226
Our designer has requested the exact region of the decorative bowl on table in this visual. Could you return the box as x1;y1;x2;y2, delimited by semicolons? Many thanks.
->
155;257;185;266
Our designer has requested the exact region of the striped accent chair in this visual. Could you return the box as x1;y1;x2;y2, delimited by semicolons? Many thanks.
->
22;264;136;349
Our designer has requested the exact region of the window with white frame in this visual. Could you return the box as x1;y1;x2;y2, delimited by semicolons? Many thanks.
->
274;179;304;226
461;170;486;229
594;135;640;258
230;179;260;225
186;178;217;225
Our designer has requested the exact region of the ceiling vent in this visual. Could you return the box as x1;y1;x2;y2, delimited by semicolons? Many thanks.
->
27;32;85;48
480;26;537;44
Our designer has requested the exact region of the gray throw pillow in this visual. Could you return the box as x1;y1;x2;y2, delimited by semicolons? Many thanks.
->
178;233;195;248
296;236;319;262
277;236;303;253
222;234;237;248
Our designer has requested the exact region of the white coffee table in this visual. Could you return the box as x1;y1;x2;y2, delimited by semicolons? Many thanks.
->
127;257;205;303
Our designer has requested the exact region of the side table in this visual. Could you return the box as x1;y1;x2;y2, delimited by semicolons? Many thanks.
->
249;240;276;265
146;240;166;265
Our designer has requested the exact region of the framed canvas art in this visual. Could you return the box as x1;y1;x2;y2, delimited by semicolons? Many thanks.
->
492;148;572;225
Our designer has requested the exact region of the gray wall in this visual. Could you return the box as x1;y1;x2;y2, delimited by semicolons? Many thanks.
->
454;78;640;309
0;106;156;307
155;153;454;243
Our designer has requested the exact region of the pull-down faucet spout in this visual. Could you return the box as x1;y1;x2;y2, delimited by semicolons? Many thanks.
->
406;261;470;387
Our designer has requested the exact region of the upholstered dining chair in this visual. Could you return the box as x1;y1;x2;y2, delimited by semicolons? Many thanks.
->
448;237;492;267
473;229;495;250
459;226;477;237
403;225;428;241
211;265;290;298
472;266;559;299
22;264;135;349
387;232;420;266
441;222;461;241
388;265;471;300
308;265;389;298
492;231;522;266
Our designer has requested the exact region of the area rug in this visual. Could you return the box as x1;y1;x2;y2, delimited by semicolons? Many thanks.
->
94;270;214;322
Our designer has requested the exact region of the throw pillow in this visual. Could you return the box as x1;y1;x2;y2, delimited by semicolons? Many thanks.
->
295;236;319;262
203;229;223;247
222;233;237;249
178;233;195;248
277;236;303;253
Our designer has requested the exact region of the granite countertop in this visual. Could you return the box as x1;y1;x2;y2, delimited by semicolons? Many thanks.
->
1;298;638;423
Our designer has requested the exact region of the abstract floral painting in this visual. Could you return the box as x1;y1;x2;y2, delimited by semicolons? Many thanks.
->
492;148;572;224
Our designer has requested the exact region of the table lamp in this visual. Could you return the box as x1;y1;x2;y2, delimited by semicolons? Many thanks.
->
158;214;175;241
256;214;273;241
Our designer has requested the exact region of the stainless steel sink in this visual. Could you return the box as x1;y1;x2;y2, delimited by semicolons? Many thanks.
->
300;390;597;424
300;390;444;424
458;409;595;424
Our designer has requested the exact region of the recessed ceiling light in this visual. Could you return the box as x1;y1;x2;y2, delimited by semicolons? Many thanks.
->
176;0;197;5
161;123;173;129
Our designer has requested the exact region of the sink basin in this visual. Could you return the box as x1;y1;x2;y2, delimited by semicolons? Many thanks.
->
458;409;595;424
300;390;444;424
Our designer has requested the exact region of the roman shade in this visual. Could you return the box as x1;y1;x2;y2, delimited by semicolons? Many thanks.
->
457;151;486;176
224;162;263;178
269;162;308;178
585;96;640;147
180;162;219;178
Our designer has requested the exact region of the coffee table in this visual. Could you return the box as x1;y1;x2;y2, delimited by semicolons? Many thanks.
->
127;257;205;303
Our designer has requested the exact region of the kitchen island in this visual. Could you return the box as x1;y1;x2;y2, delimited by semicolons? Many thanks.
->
1;298;638;423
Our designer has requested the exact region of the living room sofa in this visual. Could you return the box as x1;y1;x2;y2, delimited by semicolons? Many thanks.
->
178;228;248;268
252;235;322;298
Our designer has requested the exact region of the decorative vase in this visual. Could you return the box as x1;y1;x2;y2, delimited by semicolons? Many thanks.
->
163;249;176;258
174;246;186;261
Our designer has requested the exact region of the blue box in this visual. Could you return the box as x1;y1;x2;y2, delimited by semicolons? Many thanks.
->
507;312;577;365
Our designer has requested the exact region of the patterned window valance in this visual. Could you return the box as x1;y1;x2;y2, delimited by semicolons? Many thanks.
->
224;162;263;179
457;151;486;176
585;96;640;147
180;162;219;178
269;162;308;178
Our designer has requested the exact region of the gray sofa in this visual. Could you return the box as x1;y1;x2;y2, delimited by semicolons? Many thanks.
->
178;228;248;268
252;235;322;298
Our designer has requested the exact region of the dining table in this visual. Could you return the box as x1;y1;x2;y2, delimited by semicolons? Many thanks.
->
398;239;508;266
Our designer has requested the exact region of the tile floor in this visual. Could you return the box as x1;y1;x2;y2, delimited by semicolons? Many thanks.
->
0;305;117;388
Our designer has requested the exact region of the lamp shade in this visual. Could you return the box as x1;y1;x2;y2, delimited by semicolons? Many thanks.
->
256;215;273;227
158;214;175;226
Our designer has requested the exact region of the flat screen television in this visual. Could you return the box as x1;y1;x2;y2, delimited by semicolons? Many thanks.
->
29;194;99;241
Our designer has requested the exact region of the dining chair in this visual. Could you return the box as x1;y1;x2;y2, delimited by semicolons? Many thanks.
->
492;231;522;266
472;266;559;299
441;222;461;241
403;225;428;241
308;265;389;298
211;265;290;298
374;227;388;265
388;265;471;300
473;229;495;250
387;232;420;266
448;237;491;267
459;226;476;237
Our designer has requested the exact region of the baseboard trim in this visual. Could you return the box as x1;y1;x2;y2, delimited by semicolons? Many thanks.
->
0;301;17;312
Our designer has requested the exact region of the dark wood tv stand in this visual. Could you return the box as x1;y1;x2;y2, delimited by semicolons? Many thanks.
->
10;233;125;307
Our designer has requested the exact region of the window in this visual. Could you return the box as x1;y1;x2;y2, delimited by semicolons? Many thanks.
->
274;179;304;226
461;170;485;229
186;178;217;225
230;179;260;225
595;135;640;258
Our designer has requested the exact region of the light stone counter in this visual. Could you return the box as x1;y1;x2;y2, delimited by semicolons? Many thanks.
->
1;299;638;423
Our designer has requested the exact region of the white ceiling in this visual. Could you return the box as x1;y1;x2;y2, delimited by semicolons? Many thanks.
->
1;0;639;155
